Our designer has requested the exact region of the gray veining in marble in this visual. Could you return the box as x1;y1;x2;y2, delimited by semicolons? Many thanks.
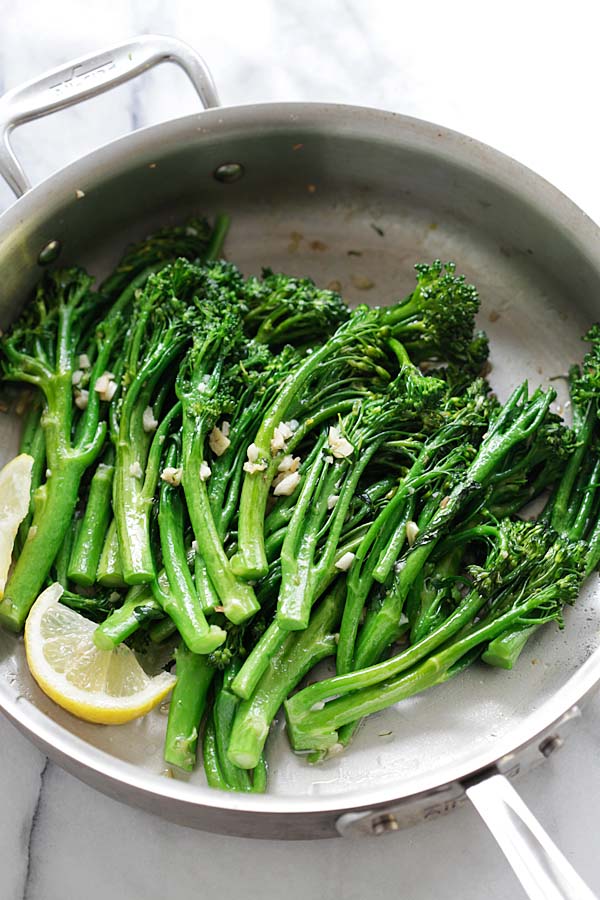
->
2;2;600;899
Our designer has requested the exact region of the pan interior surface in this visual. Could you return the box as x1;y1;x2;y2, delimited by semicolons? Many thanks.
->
0;105;599;812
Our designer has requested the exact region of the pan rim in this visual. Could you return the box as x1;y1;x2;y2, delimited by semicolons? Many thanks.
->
1;99;600;821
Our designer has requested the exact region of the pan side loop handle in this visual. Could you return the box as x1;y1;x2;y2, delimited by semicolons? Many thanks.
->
466;773;597;900
0;33;219;198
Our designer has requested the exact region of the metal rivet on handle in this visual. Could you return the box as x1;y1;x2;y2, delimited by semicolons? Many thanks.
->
371;813;399;835
213;163;244;184
539;734;564;758
38;239;62;266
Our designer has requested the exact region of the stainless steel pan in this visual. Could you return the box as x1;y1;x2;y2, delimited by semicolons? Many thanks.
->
0;34;598;900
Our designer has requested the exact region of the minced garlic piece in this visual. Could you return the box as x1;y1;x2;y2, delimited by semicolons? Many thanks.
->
209;425;231;457
277;455;300;473
74;389;89;410
327;494;339;510
273;471;300;496
79;353;91;369
244;442;267;474
328;426;354;459
199;462;211;482
94;371;117;402
142;406;159;433
270;428;286;454
221;420;230;437
161;466;182;486
335;551;355;571
270;421;295;455
130;461;144;479
325;742;345;758
406;521;420;547
247;443;260;463
244;460;267;474
104;381;118;401
71;369;83;386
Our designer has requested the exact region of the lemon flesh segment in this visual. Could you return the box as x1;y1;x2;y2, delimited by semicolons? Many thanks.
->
25;583;176;724
0;453;34;597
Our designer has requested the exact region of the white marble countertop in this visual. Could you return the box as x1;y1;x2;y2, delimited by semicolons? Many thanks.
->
2;2;600;898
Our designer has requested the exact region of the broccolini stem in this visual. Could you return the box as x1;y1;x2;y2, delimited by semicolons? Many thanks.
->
109;399;181;587
194;552;220;613
93;584;158;650
231;340;334;580
212;670;254;791
114;356;183;584
567;457;600;541
336;490;413;675
354;541;435;669
409;544;466;643
15;396;46;556
230;623;289;701
280;439;382;632
158;446;226;653
96;518;127;587
18;393;43;453
230;531;366;701
584;515;600;577
286;593;550;751
227;581;345;769
149;614;177;644
204;214;231;262
0;460;90;631
353;384;555;669
286;586;487;719
54;517;80;588
276;435;330;629
68;454;115;586
264;526;287;562
164;644;214;772
251;756;268;793
551;403;596;534
481;624;540;669
113;449;155;584
203;716;228;790
181;415;259;624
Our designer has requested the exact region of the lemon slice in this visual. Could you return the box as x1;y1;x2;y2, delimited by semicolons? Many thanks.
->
0;453;33;598
25;583;176;724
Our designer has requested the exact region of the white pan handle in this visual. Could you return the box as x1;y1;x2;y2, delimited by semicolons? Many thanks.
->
0;34;219;197
467;774;597;900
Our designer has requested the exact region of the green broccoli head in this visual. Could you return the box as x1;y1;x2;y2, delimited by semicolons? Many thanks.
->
385;261;483;367
242;269;350;346
386;364;448;425
470;518;586;628
2;267;96;385
569;324;600;413
469;518;554;597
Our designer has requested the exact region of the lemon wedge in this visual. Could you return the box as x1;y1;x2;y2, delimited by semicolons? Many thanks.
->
0;453;33;598
25;583;176;724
